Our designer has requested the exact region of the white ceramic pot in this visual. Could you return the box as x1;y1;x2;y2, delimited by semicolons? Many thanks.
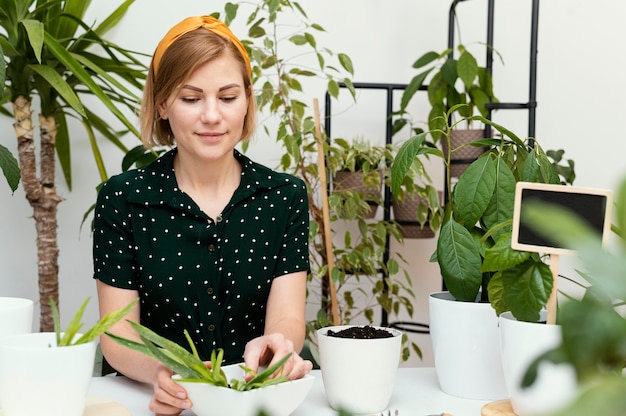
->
317;325;402;414
0;297;33;337
0;332;97;416
429;291;508;400
499;311;578;416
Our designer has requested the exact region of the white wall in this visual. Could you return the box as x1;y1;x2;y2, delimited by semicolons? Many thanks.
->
1;0;625;367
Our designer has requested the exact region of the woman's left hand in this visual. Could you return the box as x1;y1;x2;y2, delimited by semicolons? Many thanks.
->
243;333;313;380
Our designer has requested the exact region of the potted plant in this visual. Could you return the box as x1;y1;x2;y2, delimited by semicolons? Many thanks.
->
0;0;146;331
389;158;442;239
510;178;626;415
106;321;315;416
330;138;389;219
213;0;420;362
397;44;499;178
0;297;136;416
390;108;576;399
316;325;402;414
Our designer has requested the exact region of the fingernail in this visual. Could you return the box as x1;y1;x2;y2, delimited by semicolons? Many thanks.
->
181;400;192;410
176;392;186;399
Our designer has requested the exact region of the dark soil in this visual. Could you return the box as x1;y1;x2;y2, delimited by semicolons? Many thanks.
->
326;325;394;339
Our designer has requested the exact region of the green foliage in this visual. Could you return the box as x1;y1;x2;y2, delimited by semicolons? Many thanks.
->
398;45;498;141
213;0;419;360
0;0;147;190
51;297;137;346
106;321;291;390
517;178;626;414
391;107;576;322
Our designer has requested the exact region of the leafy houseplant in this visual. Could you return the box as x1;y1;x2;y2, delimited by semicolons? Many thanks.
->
106;321;291;390
330;138;390;218
517;178;626;415
391;108;576;322
397;44;498;141
213;1;419;360
0;0;147;331
0;297;137;416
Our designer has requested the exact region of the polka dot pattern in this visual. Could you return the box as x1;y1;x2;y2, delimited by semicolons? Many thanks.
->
93;149;309;364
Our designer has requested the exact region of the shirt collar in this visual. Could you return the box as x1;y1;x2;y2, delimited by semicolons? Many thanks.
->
126;148;289;208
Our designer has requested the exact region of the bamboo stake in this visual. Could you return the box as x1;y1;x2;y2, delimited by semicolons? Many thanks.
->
313;98;340;325
546;253;559;325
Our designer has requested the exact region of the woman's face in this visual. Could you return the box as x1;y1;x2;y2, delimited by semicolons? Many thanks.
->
158;51;249;163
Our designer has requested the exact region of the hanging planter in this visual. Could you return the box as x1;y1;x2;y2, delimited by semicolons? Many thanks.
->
441;129;487;178
392;190;442;239
333;170;383;218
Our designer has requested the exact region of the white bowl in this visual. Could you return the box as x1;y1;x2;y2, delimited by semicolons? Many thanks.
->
174;363;315;416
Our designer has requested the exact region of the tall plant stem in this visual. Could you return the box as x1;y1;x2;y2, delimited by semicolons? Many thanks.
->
13;96;61;331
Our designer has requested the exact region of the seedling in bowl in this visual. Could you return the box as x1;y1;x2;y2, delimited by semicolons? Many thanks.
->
50;296;138;346
106;321;291;390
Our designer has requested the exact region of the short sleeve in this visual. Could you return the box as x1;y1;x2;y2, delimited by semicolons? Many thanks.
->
273;178;310;277
92;174;138;289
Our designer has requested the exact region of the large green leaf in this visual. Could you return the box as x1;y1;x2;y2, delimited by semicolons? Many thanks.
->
481;158;516;230
501;258;553;322
457;49;479;90
20;19;43;63
92;0;134;38
482;233;530;272
453;154;497;227
0;143;20;192
29;64;86;117
437;218;483;301
400;68;431;112
42;31;140;137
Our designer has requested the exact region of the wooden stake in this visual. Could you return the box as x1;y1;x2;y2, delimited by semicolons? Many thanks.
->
313;98;340;325
546;253;559;325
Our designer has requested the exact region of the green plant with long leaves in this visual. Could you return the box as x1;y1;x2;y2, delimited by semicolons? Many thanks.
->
395;44;499;142
516;178;626;415
212;1;419;361
391;106;576;322
106;321;291;391
0;0;147;331
50;296;137;346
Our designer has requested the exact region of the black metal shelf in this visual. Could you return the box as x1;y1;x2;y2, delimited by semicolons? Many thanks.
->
322;0;540;334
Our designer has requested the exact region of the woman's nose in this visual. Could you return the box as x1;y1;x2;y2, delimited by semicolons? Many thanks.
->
200;100;221;123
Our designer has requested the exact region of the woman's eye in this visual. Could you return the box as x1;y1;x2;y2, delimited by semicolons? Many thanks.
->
221;96;237;102
181;97;199;103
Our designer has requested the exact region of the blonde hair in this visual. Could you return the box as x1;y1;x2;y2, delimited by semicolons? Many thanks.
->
140;28;256;147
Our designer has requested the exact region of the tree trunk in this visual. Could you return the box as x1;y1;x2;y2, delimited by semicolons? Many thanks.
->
13;96;62;332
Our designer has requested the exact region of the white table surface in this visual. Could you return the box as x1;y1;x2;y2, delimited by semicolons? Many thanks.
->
89;367;491;415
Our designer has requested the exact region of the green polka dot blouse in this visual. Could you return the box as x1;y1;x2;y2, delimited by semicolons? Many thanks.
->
93;149;310;364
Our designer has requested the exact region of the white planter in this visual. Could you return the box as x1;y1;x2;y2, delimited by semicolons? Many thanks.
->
0;297;33;337
429;291;508;400
0;332;97;416
499;311;578;416
317;325;402;414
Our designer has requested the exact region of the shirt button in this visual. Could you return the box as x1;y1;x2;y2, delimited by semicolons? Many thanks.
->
208;324;216;331
208;244;216;252
215;214;223;222
206;287;214;295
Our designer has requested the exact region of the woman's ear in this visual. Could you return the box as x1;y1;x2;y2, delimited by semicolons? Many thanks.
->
157;103;168;120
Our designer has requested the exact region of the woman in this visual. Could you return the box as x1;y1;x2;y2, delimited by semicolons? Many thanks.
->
93;16;312;415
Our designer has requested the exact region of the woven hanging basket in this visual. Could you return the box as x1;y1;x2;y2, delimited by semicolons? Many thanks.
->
441;129;487;178
392;192;442;239
333;170;383;219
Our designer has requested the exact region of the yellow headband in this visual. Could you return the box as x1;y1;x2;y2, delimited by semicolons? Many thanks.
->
152;15;251;78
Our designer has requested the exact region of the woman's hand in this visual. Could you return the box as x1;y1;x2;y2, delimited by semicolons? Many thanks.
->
149;362;192;415
243;333;313;380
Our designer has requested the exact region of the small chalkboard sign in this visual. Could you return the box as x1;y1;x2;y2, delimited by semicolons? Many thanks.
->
511;181;613;256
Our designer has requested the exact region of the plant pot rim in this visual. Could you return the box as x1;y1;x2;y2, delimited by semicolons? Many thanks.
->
317;325;402;338
0;332;93;350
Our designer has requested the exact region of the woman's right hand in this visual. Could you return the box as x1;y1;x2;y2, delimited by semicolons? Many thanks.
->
150;362;192;415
